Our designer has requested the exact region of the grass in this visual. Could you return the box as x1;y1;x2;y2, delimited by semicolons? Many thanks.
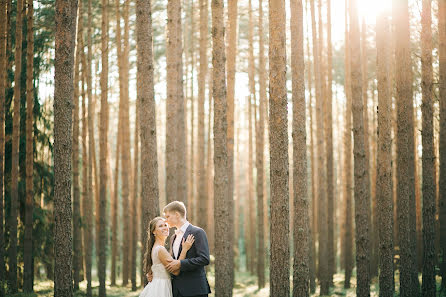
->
6;269;445;297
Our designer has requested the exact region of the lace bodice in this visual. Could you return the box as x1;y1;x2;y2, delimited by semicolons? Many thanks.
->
151;245;170;280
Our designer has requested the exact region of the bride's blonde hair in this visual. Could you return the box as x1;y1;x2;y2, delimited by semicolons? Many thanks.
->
143;217;165;275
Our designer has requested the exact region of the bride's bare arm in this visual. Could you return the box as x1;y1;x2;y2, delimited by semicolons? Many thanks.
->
158;235;195;276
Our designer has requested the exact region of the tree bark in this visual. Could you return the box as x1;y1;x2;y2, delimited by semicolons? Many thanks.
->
9;0;24;291
197;0;208;232
343;0;353;287
121;0;131;285
393;0;419;294
98;0;109;294
72;0;82;290
54;0;78;294
131;97;139;291
226;0;237;284
325;0;335;284
0;0;6;291
376;10;394;297
136;0;160;285
290;0;309;295
212;0;232;291
349;0;371;295
24;0;34;291
439;0;446;290
421;0;436;295
257;0;266;287
269;0;290;294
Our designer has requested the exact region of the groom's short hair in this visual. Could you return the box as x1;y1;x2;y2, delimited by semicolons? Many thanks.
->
163;201;187;218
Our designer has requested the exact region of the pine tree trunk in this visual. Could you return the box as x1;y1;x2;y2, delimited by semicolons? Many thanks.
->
131;98;139;291
325;0;335;284
376;10;394;297
81;43;89;285
349;0;371;295
343;0;353;287
54;0;78;294
98;0;109;294
269;0;290;293
113;0;123;287
247;0;257;275
414;114;422;273
24;0;34;292
226;0;237;284
81;19;93;295
290;0;309;295
166;0;179;203
72;1;83;290
310;0;328;292
85;0;94;292
206;83;214;253
197;0;208;232
421;0;436;294
212;0;232;290
361;19;375;279
257;0;266;287
393;0;419;294
136;0;160;285
439;0;446;290
0;0;6;291
176;0;187;204
9;0;24;291
121;0;131;285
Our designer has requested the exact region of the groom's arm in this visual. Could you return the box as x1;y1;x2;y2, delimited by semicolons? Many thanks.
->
179;228;210;272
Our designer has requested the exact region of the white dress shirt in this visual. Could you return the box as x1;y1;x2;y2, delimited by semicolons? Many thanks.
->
173;221;190;259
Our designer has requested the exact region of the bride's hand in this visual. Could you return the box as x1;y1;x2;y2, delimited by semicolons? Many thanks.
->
181;234;195;251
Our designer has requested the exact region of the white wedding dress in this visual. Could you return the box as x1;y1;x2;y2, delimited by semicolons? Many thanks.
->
139;245;173;297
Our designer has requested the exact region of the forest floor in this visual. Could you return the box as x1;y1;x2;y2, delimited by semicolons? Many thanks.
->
6;269;444;297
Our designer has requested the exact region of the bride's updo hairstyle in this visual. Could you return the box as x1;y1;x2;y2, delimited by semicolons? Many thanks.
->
143;216;164;275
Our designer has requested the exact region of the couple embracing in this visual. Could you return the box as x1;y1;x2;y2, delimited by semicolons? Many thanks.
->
139;201;211;297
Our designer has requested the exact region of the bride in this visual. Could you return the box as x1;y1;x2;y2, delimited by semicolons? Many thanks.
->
139;217;195;297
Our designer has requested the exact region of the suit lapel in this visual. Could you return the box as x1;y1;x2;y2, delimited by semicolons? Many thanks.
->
177;224;193;259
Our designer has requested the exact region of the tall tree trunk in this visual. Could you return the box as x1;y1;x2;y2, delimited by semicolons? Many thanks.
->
85;0;94;291
166;0;179;203
311;0;328;292
54;0;78;294
226;0;237;284
291;0;309;295
393;0;419;294
247;93;255;273
81;43;89;286
269;0;290;293
9;0;24;291
72;0;83;290
257;0;266;287
113;0;123;286
247;0;256;275
325;0;334;284
439;0;446;290
421;0;436;295
197;0;208;233
98;0;109;294
376;10;394;297
0;0;6;291
361;18;375;279
187;0;195;221
212;0;231;291
414;114;423;273
121;0;131;285
176;0;187;204
343;0;353;287
136;0;160;285
24;0;34;291
206;81;214;253
131;98;139;291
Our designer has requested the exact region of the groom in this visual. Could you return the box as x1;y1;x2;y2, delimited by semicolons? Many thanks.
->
163;201;211;297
